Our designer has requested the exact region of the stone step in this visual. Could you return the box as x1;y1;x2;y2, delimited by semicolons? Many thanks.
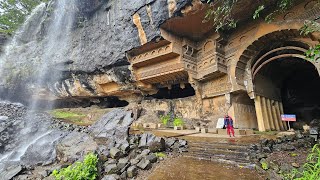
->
188;148;249;156
188;144;248;151
188;142;249;149
184;154;252;167
186;151;250;162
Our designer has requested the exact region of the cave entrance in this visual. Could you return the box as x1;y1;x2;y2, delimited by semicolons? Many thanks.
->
252;54;320;131
149;83;195;99
53;96;129;108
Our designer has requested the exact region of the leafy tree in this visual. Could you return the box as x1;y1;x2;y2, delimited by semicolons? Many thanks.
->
204;0;296;31
0;0;47;35
204;0;320;61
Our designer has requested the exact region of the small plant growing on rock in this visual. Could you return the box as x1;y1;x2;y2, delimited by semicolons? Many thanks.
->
155;152;166;158
52;152;98;180
293;144;320;180
261;161;269;170
173;117;184;127
160;114;170;126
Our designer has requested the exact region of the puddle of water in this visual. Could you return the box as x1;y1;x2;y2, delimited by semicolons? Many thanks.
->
145;157;264;180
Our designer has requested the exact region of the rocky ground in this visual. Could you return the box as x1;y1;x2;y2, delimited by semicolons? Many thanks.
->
249;131;316;179
1;101;318;180
0;101;188;180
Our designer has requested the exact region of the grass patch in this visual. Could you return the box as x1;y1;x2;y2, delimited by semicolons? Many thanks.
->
50;110;86;123
155;152;166;158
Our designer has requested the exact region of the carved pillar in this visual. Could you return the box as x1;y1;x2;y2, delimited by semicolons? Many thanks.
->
266;99;275;130
189;76;203;115
254;95;266;131
261;97;271;131
271;100;280;131
275;101;284;131
279;102;287;130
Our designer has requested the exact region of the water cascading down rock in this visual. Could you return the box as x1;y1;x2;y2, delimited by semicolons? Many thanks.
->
0;0;78;179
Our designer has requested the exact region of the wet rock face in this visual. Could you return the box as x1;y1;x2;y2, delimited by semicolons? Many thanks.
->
0;0;193;101
89;108;134;146
0;101;68;178
56;132;98;163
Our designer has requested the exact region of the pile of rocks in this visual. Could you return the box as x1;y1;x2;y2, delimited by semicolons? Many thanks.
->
249;131;315;158
0;101;26;118
248;131;316;179
101;133;188;180
50;118;88;133
9;108;188;179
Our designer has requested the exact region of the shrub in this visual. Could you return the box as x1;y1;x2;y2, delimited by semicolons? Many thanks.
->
173;117;184;127
154;152;166;158
294;144;320;180
160;114;170;126
52;152;98;180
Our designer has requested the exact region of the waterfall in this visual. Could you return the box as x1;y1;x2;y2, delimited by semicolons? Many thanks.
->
29;0;77;110
0;0;77;108
0;0;77;168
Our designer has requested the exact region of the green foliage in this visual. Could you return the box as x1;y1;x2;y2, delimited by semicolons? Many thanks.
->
295;144;320;180
204;0;296;31
154;152;166;158
281;144;320;180
173;117;184;127
0;0;48;35
160;114;170;126
50;110;86;122
305;44;320;62
204;0;238;31
261;161;269;170
253;5;265;20
300;21;320;36
52;152;98;180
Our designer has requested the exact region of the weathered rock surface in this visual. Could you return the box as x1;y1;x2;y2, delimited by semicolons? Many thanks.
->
0;101;68;178
0;0;193;101
139;133;165;152
56;131;98;163
89;108;133;145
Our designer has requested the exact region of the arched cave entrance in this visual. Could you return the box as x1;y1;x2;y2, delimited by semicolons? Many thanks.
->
249;39;320;131
148;83;195;99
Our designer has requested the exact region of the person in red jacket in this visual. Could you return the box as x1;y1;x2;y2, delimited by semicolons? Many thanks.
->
224;115;235;137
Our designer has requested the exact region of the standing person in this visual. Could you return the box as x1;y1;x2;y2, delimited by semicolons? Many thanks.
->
224;115;235;137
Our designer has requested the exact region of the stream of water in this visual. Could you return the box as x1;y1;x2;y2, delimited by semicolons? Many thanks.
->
0;0;77;167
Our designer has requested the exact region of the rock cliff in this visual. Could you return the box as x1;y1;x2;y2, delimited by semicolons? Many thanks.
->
0;0;195;103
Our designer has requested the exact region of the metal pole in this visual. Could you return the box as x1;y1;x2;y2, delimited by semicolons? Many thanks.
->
288;121;290;131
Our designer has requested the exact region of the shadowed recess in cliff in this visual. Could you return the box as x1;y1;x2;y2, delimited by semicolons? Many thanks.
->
149;83;195;99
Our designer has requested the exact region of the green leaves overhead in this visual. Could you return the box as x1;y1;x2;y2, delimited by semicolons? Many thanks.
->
0;0;47;35
204;0;296;31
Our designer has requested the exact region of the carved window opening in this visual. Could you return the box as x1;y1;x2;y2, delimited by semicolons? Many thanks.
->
148;83;195;99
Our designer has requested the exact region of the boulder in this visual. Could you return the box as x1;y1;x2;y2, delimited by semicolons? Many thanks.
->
139;133;165;151
120;143;130;153
110;148;122;159
105;164;119;174
0;116;8;121
165;138;176;148
117;157;129;170
101;174;120;180
56;132;98;163
137;158;151;170
127;166;138;178
140;149;150;156
0;164;22;180
146;154;157;163
20;130;66;166
89;109;133;145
